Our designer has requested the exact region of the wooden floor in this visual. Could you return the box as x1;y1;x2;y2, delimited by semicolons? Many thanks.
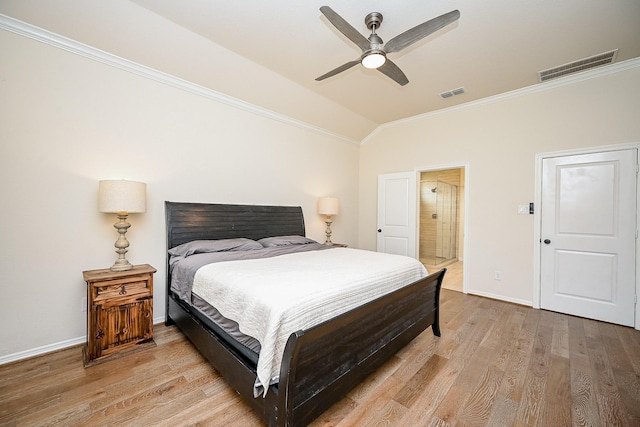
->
431;261;462;293
2;291;640;426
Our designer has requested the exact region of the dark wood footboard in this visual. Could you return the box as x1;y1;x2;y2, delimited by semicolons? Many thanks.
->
278;268;445;426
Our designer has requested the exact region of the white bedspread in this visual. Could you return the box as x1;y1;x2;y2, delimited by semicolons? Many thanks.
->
192;247;427;397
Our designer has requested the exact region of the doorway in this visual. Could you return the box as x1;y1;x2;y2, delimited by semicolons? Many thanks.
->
419;168;465;292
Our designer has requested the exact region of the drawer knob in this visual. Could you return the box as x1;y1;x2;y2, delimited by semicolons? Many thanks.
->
119;285;127;295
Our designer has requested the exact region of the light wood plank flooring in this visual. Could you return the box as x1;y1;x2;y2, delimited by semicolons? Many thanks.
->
423;261;462;293
2;291;640;426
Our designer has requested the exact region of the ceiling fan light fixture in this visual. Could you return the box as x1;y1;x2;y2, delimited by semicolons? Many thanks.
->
361;51;386;69
317;7;460;85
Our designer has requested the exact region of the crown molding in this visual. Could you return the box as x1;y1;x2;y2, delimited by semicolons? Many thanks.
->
0;14;359;146
361;57;640;145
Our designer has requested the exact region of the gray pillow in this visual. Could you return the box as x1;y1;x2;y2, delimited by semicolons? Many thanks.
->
168;238;263;257
258;235;317;248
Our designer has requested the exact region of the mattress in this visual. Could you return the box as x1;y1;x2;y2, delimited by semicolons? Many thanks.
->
191;247;428;397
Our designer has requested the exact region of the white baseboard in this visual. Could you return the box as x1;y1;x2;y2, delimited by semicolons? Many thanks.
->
0;315;167;366
0;336;86;366
465;289;532;307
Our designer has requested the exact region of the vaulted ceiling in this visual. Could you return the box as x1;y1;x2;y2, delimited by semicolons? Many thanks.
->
2;0;639;141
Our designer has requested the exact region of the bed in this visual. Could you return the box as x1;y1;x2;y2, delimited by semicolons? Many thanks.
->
165;201;445;426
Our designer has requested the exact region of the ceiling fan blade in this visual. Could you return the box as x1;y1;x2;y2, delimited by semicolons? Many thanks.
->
377;59;409;86
384;10;460;54
320;6;370;52
315;59;361;81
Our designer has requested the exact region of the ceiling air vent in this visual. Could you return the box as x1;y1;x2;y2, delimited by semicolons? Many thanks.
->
538;49;617;82
440;87;465;99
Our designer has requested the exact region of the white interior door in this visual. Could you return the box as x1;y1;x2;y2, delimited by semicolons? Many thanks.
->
540;149;637;326
377;172;417;257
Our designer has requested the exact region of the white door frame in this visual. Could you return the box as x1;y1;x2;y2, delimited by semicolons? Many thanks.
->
533;142;640;330
416;162;470;294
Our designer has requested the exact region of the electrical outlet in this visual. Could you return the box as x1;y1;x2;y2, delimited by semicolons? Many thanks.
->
81;297;87;312
494;270;503;281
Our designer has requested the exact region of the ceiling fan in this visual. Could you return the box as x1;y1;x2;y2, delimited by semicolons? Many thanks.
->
316;6;460;86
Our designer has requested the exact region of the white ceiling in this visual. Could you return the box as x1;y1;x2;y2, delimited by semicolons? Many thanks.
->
2;0;640;141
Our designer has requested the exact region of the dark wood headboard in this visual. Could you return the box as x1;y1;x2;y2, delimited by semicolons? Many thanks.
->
165;202;306;249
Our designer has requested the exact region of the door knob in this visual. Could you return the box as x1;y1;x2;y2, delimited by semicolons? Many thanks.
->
543;239;551;244
377;229;382;233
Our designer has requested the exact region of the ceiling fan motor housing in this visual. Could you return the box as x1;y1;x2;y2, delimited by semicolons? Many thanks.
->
365;12;383;31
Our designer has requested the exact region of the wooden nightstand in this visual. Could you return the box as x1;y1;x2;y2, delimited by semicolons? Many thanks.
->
83;264;156;367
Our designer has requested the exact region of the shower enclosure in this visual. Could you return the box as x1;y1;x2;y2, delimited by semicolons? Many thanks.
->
419;180;458;266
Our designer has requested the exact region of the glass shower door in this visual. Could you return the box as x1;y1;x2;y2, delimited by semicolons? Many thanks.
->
420;180;458;266
435;181;457;261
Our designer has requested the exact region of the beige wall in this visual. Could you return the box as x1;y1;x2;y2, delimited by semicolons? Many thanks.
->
0;30;359;359
358;66;640;305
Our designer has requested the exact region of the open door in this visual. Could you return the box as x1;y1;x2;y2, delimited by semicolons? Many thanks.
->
377;172;417;257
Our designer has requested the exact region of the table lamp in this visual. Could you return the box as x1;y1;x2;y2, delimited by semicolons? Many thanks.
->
318;197;339;245
98;180;146;271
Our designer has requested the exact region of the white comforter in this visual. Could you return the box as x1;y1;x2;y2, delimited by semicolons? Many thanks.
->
192;247;427;397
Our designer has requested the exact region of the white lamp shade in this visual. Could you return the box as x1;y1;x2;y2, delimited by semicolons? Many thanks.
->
318;197;339;216
99;180;146;213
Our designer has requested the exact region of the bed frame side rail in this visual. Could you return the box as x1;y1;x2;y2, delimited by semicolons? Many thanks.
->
167;295;281;420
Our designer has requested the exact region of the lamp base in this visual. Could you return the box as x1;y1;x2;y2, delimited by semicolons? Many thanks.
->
324;216;333;245
110;259;133;272
110;212;133;271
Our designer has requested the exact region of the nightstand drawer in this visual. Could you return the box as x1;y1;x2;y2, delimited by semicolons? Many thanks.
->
94;278;150;301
